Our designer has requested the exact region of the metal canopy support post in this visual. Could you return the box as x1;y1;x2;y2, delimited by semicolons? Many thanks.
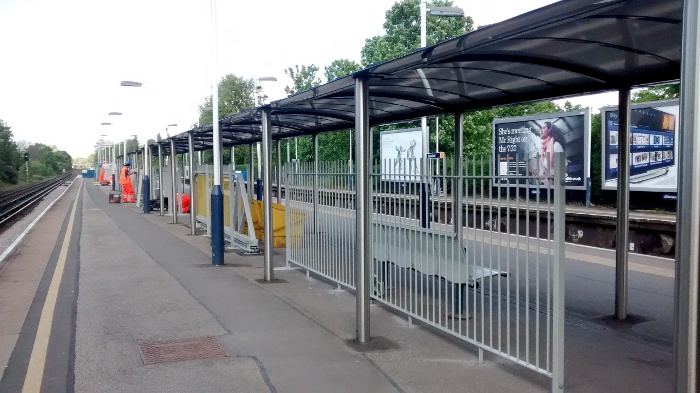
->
262;107;274;281
615;87;631;320
313;134;319;233
276;140;282;204
181;152;186;214
158;143;164;216
453;113;464;239
189;133;197;235
143;145;150;214
354;76;370;344
170;139;178;224
553;151;566;393
674;0;700;390
248;144;255;204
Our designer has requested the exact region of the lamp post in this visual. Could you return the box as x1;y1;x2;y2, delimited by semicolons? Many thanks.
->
165;124;178;214
108;112;123;192
419;1;464;213
101;123;116;189
119;80;147;209
254;76;277;200
210;0;224;265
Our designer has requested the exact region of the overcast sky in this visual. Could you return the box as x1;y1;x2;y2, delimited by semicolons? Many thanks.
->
0;0;617;158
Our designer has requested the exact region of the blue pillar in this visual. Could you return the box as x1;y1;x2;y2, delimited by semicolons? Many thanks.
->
211;185;224;265
256;178;263;200
143;145;150;214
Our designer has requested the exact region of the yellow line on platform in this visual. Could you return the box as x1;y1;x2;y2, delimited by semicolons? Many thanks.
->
22;182;81;393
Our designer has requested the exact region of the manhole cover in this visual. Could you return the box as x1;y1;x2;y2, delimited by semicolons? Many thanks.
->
138;336;229;365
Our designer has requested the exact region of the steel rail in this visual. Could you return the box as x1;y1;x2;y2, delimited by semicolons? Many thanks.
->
0;172;75;227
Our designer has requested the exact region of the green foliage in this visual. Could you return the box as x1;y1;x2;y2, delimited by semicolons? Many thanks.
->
0;120;72;186
324;59;362;82
284;65;322;96
361;0;473;67
0;119;21;185
198;74;256;125
632;83;680;103
462;101;561;157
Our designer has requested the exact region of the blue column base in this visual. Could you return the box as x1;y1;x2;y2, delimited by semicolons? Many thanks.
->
142;176;151;214
111;174;116;191
256;178;263;200
211;185;225;266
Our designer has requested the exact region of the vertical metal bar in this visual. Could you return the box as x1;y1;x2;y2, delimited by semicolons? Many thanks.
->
674;0;700;390
189;133;197;235
262;107;274;281
249;144;254;208
277;140;282;204
143;145;151;214
454;113;464;322
284;162;291;269
228;156;234;249
313;134;319;233
552;152;566;392
206;163;211;237
355;76;370;343
171;139;178;224
158;143;164;216
181;152;186;215
615;87;631;320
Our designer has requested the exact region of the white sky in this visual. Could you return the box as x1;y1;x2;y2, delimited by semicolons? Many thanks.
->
0;0;618;158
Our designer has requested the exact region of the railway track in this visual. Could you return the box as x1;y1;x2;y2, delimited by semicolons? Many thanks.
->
0;172;75;227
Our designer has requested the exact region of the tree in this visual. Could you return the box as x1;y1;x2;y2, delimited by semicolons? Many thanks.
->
199;74;256;125
324;59;362;82
632;83;680;103
196;73;260;167
284;65;322;96
361;0;474;67
0;119;21;185
281;64;325;162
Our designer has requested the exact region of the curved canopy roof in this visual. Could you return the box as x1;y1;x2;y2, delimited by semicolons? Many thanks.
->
153;0;682;156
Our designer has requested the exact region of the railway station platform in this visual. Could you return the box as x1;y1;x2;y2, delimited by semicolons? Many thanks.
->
0;178;676;392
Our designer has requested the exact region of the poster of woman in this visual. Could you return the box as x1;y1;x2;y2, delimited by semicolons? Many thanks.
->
493;109;590;189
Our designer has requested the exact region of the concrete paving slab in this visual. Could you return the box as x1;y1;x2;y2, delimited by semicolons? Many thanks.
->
83;183;400;393
0;334;18;384
77;186;270;392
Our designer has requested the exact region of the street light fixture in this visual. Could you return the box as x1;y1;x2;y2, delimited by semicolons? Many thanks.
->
120;81;143;87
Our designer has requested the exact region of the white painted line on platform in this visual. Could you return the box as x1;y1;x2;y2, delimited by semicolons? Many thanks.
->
0;176;79;267
21;182;81;393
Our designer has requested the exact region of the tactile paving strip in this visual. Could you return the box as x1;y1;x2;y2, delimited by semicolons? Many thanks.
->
138;336;229;365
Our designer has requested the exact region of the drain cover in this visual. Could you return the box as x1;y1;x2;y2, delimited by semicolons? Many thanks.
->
138;336;229;365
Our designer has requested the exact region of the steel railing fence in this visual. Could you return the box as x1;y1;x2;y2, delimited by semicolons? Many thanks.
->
285;161;356;288
285;153;566;388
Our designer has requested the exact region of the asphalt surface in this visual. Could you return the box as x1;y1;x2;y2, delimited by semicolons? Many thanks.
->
0;181;82;393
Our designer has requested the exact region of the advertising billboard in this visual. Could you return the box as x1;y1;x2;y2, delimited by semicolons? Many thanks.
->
493;109;590;189
380;127;424;181
602;100;679;192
